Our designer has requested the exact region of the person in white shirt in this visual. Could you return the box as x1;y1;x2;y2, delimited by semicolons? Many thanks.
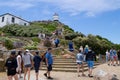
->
79;46;83;53
16;51;23;78
106;50;110;64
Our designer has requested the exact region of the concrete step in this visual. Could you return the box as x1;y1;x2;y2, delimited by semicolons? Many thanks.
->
41;63;99;68
53;61;76;63
40;67;95;72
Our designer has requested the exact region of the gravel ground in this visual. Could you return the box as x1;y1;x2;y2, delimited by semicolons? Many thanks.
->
0;63;120;80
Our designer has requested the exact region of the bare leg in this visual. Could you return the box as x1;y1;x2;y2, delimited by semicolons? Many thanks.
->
88;68;93;76
18;69;22;78
48;71;50;77
36;72;39;80
81;64;85;76
28;68;31;80
14;74;19;80
77;64;80;76
8;76;12;80
24;68;27;80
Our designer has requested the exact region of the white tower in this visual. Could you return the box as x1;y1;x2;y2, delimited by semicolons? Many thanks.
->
53;13;59;21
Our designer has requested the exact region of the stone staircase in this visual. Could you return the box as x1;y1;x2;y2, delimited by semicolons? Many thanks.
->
41;56;99;72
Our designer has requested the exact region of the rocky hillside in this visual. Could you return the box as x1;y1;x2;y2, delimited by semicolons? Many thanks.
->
0;20;120;55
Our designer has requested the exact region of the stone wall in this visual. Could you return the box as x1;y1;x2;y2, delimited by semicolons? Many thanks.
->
0;59;5;72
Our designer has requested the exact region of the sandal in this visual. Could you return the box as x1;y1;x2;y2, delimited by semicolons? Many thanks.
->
82;74;86;77
78;75;80;77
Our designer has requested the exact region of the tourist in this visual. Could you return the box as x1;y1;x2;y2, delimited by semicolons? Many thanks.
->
105;50;110;64
16;51;23;78
117;50;120;65
79;46;83;53
44;48;53;79
113;48;118;66
109;48;114;66
76;50;85;77
86;49;96;77
5;51;18;80
54;38;60;48
22;49;33;80
83;45;89;61
68;40;74;52
84;45;89;55
33;51;42;80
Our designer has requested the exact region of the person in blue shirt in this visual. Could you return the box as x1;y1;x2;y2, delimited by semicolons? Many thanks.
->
109;48;114;65
54;38;60;48
33;51;41;80
76;50;85;77
44;48;53;79
113;49;118;66
68;40;74;52
84;45;89;55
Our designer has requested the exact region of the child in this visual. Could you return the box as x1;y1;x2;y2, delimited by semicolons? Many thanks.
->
76;50;85;77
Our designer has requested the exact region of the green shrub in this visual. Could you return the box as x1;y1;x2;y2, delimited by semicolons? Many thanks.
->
32;37;41;43
4;39;14;50
60;39;68;47
24;46;37;50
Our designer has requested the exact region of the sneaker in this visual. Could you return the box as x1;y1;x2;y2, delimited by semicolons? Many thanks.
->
81;74;86;77
78;75;80;77
88;74;93;78
44;73;47;77
47;77;53;79
89;75;93;77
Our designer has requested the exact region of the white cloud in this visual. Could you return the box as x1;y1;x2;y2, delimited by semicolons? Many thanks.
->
86;12;95;17
38;0;120;16
0;1;34;10
0;0;120;16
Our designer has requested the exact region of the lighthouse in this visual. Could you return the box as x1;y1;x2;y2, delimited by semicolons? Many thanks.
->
53;13;59;21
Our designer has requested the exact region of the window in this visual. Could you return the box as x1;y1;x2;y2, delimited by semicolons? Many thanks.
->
24;23;27;26
11;17;15;23
2;17;4;22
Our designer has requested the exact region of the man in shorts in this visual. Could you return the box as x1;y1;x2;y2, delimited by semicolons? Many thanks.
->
5;51;18;80
33;51;41;80
76;50;85;77
86;49;96;77
44;48;53;79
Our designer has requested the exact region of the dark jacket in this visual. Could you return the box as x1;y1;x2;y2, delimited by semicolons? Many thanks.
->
86;51;96;61
5;57;18;71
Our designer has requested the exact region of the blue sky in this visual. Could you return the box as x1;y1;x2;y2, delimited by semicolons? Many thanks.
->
0;0;120;44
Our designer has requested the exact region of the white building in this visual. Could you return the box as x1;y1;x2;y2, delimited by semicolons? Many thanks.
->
0;13;30;27
53;13;59;21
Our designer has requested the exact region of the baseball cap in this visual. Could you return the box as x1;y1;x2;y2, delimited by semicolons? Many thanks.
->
25;49;29;52
11;51;16;55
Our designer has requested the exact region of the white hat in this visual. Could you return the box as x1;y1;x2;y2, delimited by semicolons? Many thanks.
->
25;49;29;52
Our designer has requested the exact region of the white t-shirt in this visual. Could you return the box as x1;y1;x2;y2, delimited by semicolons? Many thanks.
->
106;51;110;57
17;55;22;67
76;53;83;63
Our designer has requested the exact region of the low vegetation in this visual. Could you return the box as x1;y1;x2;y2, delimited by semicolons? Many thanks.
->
0;20;120;55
